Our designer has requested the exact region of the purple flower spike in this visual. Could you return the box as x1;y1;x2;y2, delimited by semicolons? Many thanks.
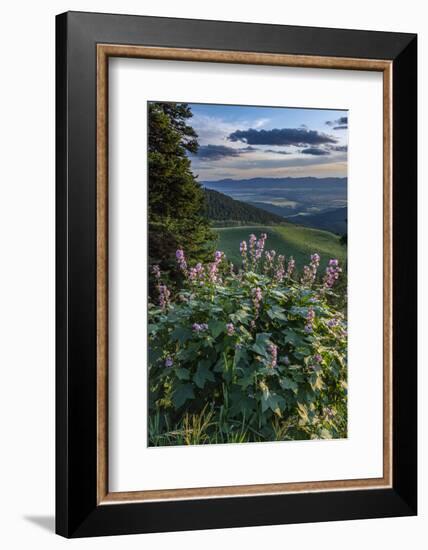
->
268;343;278;368
176;249;187;274
323;259;342;289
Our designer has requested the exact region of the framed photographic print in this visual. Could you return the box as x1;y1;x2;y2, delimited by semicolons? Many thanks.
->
56;11;417;538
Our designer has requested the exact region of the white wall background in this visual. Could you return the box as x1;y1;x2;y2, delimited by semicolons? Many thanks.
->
0;1;424;547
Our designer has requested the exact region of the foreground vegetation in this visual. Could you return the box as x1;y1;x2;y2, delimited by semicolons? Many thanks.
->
148;233;347;446
215;224;346;273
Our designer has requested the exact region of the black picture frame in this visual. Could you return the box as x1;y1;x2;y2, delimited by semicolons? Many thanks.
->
56;11;417;538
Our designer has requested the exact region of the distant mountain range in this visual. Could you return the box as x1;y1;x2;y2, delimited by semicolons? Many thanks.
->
202;177;347;234
287;207;347;235
203;189;285;226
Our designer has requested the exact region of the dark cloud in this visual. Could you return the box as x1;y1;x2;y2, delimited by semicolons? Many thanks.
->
194;144;256;161
300;147;331;156
227;127;337;147
264;149;291;155
327;144;348;152
326;116;348;129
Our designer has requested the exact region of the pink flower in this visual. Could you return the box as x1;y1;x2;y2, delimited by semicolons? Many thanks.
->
152;265;161;279
192;323;208;333
274;255;285;282
226;323;235;336
286;257;295;279
323;259;342;289
268;343;278;368
304;306;315;333
301;252;320;285
176;249;187;274
158;284;170;310
252;287;263;317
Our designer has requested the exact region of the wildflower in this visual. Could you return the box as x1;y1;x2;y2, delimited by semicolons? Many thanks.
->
176;249;187;274
152;264;161;279
252;287;263;317
192;323;208;333
226;323;235;336
327;318;339;328
158;284;170;310
304;306;315;333
208;250;224;283
189;262;205;284
264;249;276;273
274;254;285;282
268;343;278;368
165;357;173;368
255;233;267;261
286;257;295;279
323;259;342;289
301;252;320;285
314;354;322;363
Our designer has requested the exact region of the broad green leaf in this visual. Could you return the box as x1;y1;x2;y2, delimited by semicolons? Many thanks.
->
172;384;194;409
279;376;298;391
267;306;288;321
194;362;215;389
260;387;285;415
208;320;225;338
251;343;266;356
170;327;193;344
282;329;304;347
174;367;190;381
309;372;324;391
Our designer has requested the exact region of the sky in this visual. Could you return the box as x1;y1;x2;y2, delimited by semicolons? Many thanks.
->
186;103;348;181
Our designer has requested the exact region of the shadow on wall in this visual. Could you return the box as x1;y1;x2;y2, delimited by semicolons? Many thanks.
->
23;516;55;533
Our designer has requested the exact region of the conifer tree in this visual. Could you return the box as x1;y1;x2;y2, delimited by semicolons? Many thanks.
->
148;102;215;271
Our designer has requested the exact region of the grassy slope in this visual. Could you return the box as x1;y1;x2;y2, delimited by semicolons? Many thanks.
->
214;224;346;272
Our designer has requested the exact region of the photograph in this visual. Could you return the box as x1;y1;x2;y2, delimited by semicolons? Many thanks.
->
147;101;348;446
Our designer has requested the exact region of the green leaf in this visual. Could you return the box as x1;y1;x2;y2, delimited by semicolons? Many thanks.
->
260;387;285;415
208;320;225;338
282;329;304;347
251;343;267;356
309;372;324;391
175;367;190;380
170;326;193;344
279;376;298;391
172;384;195;409
267;306;288;321
194;362;215;389
229;389;256;417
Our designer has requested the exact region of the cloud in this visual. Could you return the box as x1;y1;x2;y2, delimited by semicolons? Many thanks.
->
326;116;348;129
300;147;331;156
193;144;256;161
327;144;348;152
227;127;337;147
264;149;291;155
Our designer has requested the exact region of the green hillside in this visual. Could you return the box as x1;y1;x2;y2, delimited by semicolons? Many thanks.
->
203;188;285;226
214;224;346;273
